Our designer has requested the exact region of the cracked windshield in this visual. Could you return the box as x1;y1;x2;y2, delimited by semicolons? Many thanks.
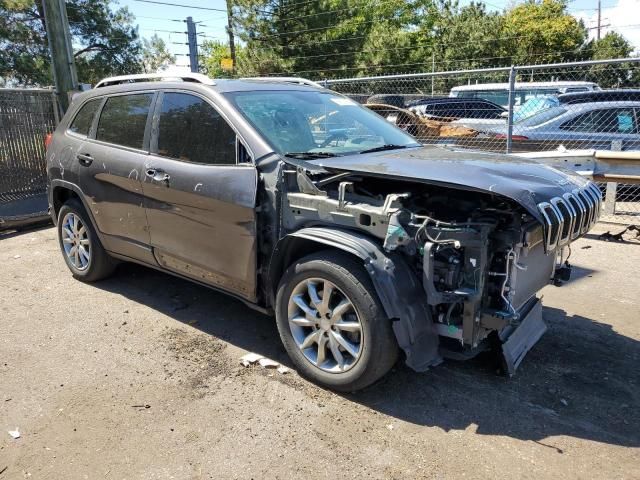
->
226;90;419;157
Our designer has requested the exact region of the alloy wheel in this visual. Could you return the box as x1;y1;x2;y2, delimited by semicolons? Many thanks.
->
287;278;364;373
61;212;91;271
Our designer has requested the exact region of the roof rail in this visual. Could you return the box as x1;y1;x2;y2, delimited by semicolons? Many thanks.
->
240;76;324;89
95;73;215;88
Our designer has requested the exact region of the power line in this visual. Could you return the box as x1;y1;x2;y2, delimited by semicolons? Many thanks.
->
130;15;184;21
132;0;227;12
254;0;410;23
138;28;187;34
273;44;634;77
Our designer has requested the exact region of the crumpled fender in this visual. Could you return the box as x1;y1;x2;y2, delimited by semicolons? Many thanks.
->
285;227;442;372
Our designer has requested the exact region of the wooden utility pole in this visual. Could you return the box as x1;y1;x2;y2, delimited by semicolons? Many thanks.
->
226;0;237;74
42;0;78;113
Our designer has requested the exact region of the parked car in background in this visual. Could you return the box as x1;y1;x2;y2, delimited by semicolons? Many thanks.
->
405;97;506;123
477;101;640;150
47;73;602;392
450;81;600;108
451;90;640;133
513;89;640;123
557;89;640;104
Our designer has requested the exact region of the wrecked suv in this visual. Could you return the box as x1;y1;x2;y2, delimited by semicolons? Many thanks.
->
46;73;602;391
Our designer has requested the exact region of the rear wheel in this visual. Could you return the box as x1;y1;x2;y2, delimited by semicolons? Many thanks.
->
57;199;116;282
275;251;398;391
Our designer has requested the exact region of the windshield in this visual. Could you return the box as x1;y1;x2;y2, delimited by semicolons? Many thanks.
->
514;96;559;123
224;90;420;156
515;106;567;126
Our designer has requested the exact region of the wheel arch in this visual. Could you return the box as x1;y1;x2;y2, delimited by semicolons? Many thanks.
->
49;181;100;236
268;227;442;371
51;185;80;222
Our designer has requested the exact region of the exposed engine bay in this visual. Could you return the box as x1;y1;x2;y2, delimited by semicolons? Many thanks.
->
280;162;591;373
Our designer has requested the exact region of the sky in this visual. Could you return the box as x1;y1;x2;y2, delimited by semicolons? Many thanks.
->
118;0;640;73
119;0;231;69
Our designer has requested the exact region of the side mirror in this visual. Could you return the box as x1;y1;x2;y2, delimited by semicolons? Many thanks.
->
500;111;509;119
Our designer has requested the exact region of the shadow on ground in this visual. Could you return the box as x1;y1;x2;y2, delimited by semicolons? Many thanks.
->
95;262;639;449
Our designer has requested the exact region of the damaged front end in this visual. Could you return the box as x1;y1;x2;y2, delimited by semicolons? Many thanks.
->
278;154;603;375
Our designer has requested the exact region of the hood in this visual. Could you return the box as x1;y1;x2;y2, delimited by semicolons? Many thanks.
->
310;145;590;222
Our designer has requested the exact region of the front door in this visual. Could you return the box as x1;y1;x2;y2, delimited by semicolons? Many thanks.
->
76;92;155;261
142;91;258;301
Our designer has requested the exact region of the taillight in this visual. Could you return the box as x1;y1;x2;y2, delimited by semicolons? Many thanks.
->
44;133;53;150
494;134;529;140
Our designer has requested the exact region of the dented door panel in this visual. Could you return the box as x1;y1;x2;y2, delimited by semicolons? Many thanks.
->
141;159;258;301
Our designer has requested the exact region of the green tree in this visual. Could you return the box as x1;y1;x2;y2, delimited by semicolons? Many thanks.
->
590;31;635;60
200;40;235;77
141;34;175;73
586;32;639;88
427;1;506;70
0;0;142;86
231;0;433;79
202;0;635;82
502;0;588;65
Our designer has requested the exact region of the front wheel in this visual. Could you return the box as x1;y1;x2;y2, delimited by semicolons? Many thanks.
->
275;251;398;392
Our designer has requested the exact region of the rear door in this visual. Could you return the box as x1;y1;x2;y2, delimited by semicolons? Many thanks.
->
75;92;155;261
142;90;258;300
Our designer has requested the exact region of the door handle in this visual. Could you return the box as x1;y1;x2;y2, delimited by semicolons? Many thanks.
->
145;168;170;186
77;153;93;166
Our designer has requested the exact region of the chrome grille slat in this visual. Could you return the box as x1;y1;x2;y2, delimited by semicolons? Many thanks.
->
551;197;575;246
584;188;600;222
537;181;601;252
586;183;603;217
571;190;589;233
578;190;595;232
538;202;562;251
563;192;583;239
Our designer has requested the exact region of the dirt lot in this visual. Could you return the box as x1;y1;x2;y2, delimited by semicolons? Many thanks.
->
1;223;639;479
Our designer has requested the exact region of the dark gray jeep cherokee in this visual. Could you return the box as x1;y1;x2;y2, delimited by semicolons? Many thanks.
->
46;73;602;391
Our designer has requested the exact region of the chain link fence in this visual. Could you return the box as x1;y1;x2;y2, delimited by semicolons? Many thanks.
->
0;88;58;230
325;57;640;225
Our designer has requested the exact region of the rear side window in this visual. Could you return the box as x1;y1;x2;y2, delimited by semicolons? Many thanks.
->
465;101;504;119
68;98;101;136
96;93;154;149
156;92;236;165
432;103;462;117
560;108;637;134
473;91;510;107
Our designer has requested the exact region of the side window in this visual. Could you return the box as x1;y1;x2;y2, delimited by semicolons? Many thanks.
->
68;98;101;136
481;91;510;108
608;108;635;133
432;103;455;117
561;109;636;134
157;92;236;165
96;93;154;149
560;111;595;131
565;87;588;93
466;101;502;119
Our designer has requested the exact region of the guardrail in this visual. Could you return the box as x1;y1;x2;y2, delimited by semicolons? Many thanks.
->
512;150;640;223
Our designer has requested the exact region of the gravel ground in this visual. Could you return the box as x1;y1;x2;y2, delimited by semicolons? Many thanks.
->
1;223;639;479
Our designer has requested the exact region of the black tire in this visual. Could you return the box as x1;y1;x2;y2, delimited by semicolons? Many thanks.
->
275;250;398;392
57;198;116;282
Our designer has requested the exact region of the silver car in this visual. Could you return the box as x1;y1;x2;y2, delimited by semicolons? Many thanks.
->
479;101;640;150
